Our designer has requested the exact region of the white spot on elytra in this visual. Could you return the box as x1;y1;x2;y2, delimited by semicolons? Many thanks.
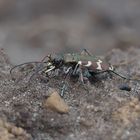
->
109;65;114;71
84;61;92;67
78;61;82;65
96;59;102;70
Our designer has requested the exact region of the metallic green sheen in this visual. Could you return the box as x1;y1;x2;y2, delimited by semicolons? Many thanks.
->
62;53;98;62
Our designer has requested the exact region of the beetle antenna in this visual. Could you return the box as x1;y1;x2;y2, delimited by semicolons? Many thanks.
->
28;65;49;83
10;61;42;75
40;54;52;62
83;49;92;56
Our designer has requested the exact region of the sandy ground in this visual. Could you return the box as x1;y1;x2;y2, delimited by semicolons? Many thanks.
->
0;47;140;140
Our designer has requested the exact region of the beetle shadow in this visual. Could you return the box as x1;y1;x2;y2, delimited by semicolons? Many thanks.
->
87;72;113;87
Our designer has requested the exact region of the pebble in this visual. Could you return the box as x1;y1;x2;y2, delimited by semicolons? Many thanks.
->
119;84;131;91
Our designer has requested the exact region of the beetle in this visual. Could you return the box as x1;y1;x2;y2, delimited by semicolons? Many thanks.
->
10;49;137;83
42;49;132;82
10;49;139;96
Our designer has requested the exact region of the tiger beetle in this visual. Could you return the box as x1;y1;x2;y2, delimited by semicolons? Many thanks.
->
42;49;136;81
10;49;139;96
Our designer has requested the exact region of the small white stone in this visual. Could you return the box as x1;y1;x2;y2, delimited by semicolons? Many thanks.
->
13;96;16;100
50;118;54;121
87;105;94;109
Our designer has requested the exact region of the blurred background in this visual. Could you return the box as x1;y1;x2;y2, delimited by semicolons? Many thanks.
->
0;0;140;64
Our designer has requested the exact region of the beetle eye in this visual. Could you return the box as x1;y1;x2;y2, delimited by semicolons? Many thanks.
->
53;57;63;65
54;58;61;63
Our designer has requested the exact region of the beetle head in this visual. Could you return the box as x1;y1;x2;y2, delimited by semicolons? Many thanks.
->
52;55;64;68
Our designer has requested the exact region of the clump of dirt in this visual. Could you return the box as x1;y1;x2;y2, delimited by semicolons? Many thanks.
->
0;118;31;140
112;97;140;125
43;89;69;114
0;47;140;140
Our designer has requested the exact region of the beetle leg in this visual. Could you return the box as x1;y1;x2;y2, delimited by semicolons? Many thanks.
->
62;66;72;80
91;70;108;74
75;66;84;83
60;66;72;97
73;63;80;75
64;67;72;74
109;70;130;80
91;69;136;81
80;49;92;56
45;66;55;73
79;68;84;83
60;81;68;97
